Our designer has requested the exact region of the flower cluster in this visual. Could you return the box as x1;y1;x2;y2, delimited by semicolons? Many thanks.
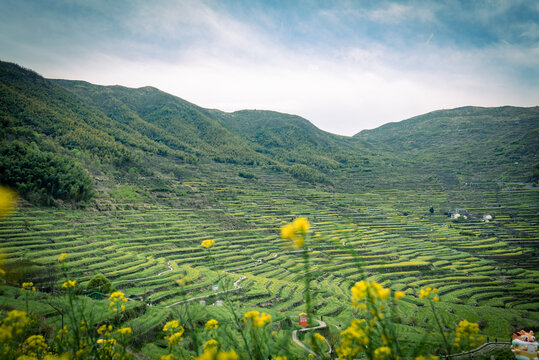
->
0;185;17;219
61;280;76;288
196;340;238;360
109;291;127;312
97;324;113;336
22;282;36;292
97;337;118;359
336;319;370;360
243;310;272;328
163;320;180;332
21;334;49;358
205;319;218;330
117;327;132;335
351;280;391;306
454;320;484;349
0;309;30;340
58;253;67;262
163;320;184;346
281;217;310;248
201;240;215;248
419;287;439;301
415;355;438;360
373;346;392;360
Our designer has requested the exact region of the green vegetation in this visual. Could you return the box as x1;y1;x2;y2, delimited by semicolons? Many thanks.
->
86;274;112;294
0;60;537;359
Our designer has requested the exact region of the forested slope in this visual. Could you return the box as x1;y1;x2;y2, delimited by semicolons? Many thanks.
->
1;60;538;205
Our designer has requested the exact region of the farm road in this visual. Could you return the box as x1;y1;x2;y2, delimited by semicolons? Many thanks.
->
292;319;330;358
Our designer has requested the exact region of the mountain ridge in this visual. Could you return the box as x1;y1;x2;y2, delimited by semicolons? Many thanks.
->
1;60;537;205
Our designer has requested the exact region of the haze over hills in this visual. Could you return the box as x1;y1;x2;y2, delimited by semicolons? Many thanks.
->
1;60;538;204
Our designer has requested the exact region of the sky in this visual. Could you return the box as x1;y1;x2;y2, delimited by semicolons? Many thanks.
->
1;0;538;136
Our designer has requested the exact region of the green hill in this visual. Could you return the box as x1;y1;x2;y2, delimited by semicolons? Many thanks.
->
1;59;538;203
355;106;539;185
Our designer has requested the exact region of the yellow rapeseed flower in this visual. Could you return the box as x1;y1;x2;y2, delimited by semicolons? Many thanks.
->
61;280;76;288
97;324;107;335
281;218;310;248
336;319;370;360
281;223;295;240
373;346;392;360
416;355;438;360
293;217;310;233
109;291;126;302
163;320;180;332
394;290;405;301
351;280;391;308
314;333;325;341
117;327;131;335
161;355;174;360
275;356;288;360
243;310;271;327
58;253;67;262
22;282;34;291
216;350;238;360
204;339;219;350
0;186;17;219
419;287;438;300
22;334;48;357
201;240;215;248
166;330;184;346
205;319;218;330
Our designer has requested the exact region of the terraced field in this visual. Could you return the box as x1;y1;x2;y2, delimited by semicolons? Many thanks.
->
1;164;538;356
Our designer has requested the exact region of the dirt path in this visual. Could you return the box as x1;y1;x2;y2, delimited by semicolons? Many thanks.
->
292;319;330;358
447;342;510;359
124;260;173;282
163;275;247;308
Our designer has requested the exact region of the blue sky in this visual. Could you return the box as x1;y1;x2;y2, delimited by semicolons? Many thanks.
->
1;0;538;135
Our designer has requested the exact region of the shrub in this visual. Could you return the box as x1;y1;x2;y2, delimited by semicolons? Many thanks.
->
86;274;112;294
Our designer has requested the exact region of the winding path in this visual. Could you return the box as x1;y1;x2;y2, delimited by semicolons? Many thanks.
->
446;342;510;359
164;275;247;308
124;260;173;282
292;319;330;358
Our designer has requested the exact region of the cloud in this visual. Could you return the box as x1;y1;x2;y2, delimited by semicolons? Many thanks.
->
367;2;437;24
1;0;537;135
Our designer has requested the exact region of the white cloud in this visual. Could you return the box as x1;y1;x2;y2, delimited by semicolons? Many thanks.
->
10;0;538;136
367;2;437;24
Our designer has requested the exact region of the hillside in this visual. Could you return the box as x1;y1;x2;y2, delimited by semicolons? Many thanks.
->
2;60;538;205
52;80;269;166
355;106;539;185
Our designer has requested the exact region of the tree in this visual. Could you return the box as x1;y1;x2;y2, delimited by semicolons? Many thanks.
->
86;274;111;294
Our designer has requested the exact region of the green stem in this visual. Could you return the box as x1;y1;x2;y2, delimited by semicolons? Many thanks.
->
302;245;313;321
209;249;254;360
429;300;451;355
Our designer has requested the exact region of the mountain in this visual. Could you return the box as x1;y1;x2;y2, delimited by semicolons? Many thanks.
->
1;60;538;205
52;80;268;166
355;106;539;185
